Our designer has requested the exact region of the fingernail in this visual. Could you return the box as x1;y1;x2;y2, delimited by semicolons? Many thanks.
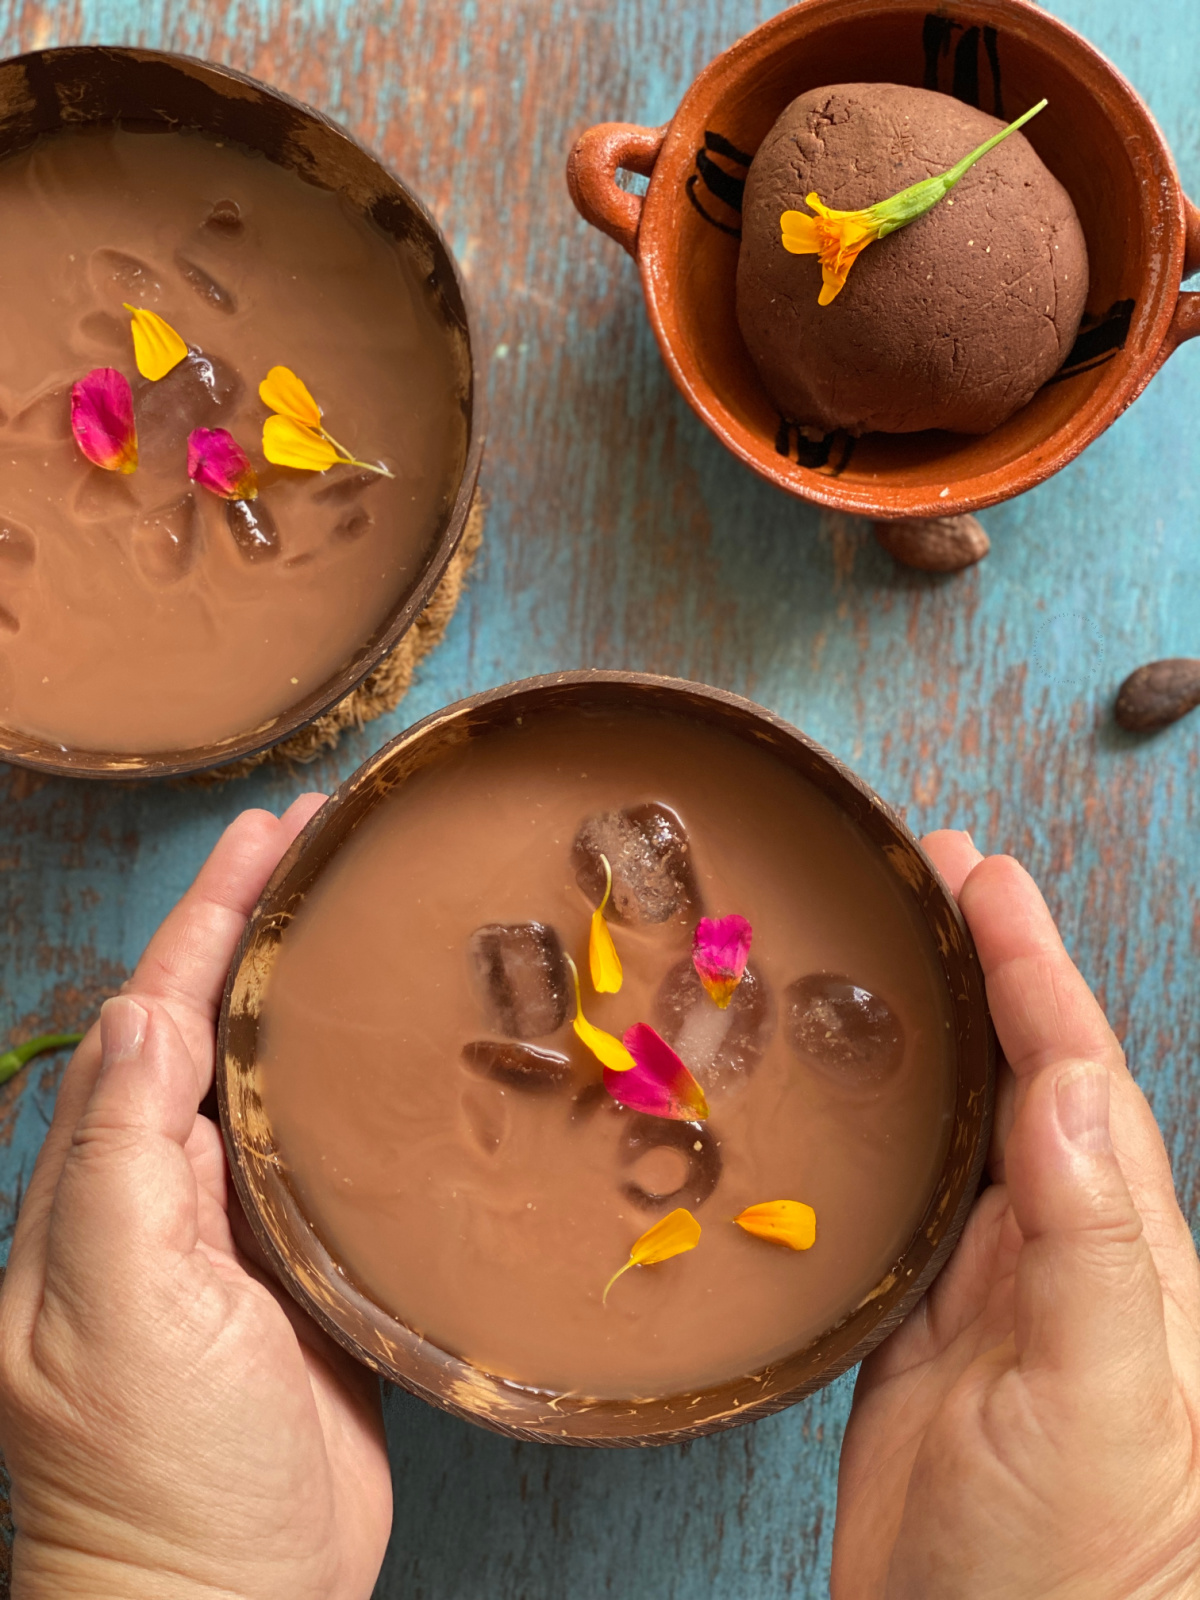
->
963;829;979;851
99;997;148;1066
1056;1064;1111;1152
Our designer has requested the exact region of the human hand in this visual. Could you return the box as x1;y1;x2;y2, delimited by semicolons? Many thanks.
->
831;833;1200;1599
0;799;392;1600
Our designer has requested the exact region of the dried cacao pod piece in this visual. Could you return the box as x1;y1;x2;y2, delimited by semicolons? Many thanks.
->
873;515;990;573
1114;659;1200;731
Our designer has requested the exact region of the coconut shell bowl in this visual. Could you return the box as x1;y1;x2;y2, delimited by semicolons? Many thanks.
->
0;46;481;780
568;0;1200;521
218;671;994;1446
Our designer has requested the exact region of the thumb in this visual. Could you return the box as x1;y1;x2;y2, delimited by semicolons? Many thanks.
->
40;995;203;1334
1007;1060;1172;1399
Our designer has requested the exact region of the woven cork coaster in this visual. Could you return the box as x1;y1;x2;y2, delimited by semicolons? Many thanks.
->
196;496;483;783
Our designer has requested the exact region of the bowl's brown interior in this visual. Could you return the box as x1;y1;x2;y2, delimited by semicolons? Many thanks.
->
0;46;480;779
644;0;1179;513
218;672;994;1446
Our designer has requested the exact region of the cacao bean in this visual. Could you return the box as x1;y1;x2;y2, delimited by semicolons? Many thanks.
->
873;515;990;573
1114;659;1200;731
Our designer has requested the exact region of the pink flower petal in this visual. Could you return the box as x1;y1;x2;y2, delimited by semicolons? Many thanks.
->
187;427;258;500
692;914;753;1009
70;367;137;474
604;1023;709;1121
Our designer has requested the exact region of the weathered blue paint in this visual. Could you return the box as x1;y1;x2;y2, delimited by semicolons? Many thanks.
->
0;1;1197;1595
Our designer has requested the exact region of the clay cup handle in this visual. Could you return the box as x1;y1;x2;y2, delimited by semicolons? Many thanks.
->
1162;194;1200;359
567;122;666;257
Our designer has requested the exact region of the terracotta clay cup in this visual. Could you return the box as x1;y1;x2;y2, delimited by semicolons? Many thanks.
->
0;46;481;780
568;0;1200;519
219;671;995;1445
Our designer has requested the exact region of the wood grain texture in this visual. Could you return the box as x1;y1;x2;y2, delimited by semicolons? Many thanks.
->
0;0;1197;1594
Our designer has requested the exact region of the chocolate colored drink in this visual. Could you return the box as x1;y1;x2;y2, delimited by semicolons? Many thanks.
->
258;709;956;1398
0;128;464;753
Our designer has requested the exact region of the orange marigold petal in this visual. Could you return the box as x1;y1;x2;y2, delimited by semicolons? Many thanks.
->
603;1207;701;1304
735;1200;817;1251
785;195;888;304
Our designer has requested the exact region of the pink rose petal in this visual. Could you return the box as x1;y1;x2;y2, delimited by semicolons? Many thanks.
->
604;1023;709;1121
187;427;258;500
70;367;137;474
692;914;753;1009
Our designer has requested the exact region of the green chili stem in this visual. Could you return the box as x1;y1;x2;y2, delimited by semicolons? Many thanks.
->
0;1032;84;1085
875;98;1049;238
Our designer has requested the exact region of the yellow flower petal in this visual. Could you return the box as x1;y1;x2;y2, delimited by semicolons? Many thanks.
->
819;265;857;305
780;99;1049;307
789;195;883;304
805;195;877;250
603;1207;701;1304
589;911;623;993
735;1200;816;1251
575;1010;635;1074
588;854;623;994
259;365;322;429
124;305;187;382
566;954;634;1073
262;414;339;473
802;194;838;223
780;210;821;254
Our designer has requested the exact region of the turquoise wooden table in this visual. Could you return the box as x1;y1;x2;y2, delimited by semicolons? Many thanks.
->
0;1;1197;1594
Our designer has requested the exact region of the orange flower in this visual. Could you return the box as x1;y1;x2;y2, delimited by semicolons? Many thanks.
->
780;97;1048;305
780;200;880;306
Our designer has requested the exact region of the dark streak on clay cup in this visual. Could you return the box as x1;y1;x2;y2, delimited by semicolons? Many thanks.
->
218;671;994;1447
0;46;482;780
567;0;1200;521
1114;659;1200;732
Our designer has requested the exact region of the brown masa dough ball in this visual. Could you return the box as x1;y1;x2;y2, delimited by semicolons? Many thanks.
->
736;83;1089;437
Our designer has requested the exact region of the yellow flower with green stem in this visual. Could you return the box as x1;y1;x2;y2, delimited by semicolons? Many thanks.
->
781;98;1048;305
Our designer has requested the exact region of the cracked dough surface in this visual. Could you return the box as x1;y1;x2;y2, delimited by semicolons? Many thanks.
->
735;83;1089;437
